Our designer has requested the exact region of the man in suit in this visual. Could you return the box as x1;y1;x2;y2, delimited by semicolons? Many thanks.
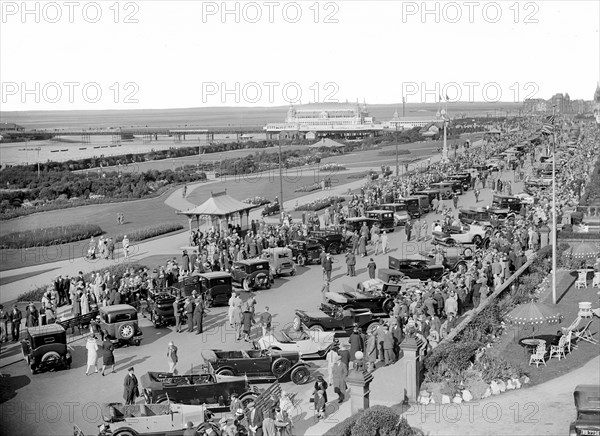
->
184;298;195;333
405;220;412;242
123;367;139;405
193;296;204;334
247;402;263;436
10;305;22;341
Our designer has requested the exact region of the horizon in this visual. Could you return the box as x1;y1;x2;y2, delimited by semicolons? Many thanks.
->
2;1;598;111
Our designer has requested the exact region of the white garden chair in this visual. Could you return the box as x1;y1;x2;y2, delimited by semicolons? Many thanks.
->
575;271;588;289
592;272;600;288
573;320;599;345
529;344;547;367
564;329;577;353
549;336;567;360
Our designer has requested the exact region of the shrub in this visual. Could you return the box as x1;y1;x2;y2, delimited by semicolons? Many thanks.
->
295;196;345;212
474;354;526;384
424;340;483;383
0;224;103;249
351;405;402;436
294;183;321;193
324;410;365;436
114;223;184;242
557;231;600;240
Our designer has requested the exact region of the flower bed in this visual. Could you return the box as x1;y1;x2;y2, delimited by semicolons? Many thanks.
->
294;196;345;212
0;224;103;249
243;196;270;206
114;222;184;243
319;163;346;171
294;183;321;193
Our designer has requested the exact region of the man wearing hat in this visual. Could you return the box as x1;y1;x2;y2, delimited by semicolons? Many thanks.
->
247;401;263;436
322;253;333;282
348;325;364;362
183;421;198;436
123;367;139;405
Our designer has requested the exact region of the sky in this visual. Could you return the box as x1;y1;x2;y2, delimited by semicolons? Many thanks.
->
1;0;599;111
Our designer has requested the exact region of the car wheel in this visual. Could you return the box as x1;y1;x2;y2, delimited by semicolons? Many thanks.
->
114;429;139;436
240;393;258;408
382;298;395;314
118;323;135;340
217;368;235;377
255;273;268;288
41;351;61;366
290;366;311;385
242;279;250;291
297;255;306;266
309;325;324;333
473;235;482;246
271;357;292;377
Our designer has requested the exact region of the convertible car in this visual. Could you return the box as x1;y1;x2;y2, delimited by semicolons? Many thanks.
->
324;289;396;314
432;223;489;247
141;371;257;412
295;303;386;337
96;403;219;436
388;255;446;281
200;349;311;385
256;328;335;359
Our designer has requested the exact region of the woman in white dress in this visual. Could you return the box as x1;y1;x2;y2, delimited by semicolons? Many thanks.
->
81;291;90;315
85;336;99;375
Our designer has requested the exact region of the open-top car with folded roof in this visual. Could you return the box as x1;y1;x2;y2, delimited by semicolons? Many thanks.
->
432;222;490;247
256;327;335;359
388;255;446;281
96;403;219;436
141;370;257;411
200;349;311;385
295;301;387;337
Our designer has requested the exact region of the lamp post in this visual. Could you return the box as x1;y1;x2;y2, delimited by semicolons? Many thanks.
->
441;107;449;162
279;139;284;224
551;105;557;304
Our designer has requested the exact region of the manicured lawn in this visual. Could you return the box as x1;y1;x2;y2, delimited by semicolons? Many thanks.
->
492;269;600;386
0;267;60;286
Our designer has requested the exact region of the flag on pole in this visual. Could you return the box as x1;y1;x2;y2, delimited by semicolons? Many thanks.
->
541;115;555;135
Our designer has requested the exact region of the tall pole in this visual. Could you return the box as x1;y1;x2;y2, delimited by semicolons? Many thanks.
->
395;123;399;177
279;140;284;224
551;106;557;304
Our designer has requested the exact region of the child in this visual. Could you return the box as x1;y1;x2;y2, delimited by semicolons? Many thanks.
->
314;390;326;420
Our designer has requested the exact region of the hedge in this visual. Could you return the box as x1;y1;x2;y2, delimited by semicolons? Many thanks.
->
557;231;600;240
114;223;184;243
295;197;345;212
0;224;103;249
324;407;421;436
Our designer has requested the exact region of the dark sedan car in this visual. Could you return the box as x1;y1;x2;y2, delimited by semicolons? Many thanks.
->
308;230;346;254
288;239;323;265
201;349;311;385
388;255;445;281
570;384;600;436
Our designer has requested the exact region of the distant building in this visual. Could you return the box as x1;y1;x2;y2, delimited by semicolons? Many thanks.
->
264;102;383;140
0;123;24;132
523;99;548;113
384;109;438;131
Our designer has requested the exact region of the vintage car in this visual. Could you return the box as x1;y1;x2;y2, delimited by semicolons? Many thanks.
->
388;255;445;281
148;292;177;328
295;303;384;337
98;305;143;347
170;275;201;299
261;247;296;277
288;239;323;265
412;189;442;205
432;223;490;247
198;272;233;307
524;177;552;194
324;289;396;315
442;179;465;194
96;403;219;436
447;172;472;191
365;210;395;232
425;245;474;273
20;324;72;374
458;206;515;226
230;259;273;291
261;202;280;217
201;349;311;385
308;230;346;254
405;195;430;217
428;182;453;199
569;384;600;436
256;328;335;359
343;217;378;240
491;194;522;212
141;371;257;411
378;203;410;226
513;191;535;205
